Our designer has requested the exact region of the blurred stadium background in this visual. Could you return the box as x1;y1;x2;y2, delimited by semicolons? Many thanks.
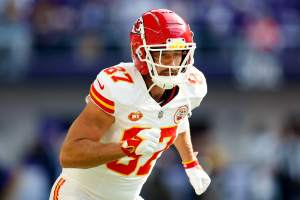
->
0;0;300;199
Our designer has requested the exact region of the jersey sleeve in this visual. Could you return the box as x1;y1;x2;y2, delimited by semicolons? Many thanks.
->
188;68;208;110
87;70;116;116
177;117;190;135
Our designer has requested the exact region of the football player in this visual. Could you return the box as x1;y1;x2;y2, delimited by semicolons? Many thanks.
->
49;9;211;200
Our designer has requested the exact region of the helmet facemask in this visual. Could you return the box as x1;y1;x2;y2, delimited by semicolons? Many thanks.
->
136;38;196;89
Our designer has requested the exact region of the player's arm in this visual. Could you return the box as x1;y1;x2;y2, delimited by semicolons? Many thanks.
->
174;117;195;162
59;101;125;169
174;118;211;195
174;129;196;163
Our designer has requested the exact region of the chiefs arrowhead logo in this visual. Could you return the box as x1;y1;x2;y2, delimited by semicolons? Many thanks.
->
188;73;202;84
128;111;143;121
132;17;142;34
174;105;189;124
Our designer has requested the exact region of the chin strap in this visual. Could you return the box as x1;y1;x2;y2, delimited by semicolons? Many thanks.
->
146;82;156;94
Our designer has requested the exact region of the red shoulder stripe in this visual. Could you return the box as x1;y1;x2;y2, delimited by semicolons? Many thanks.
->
90;94;115;114
91;84;115;106
53;178;65;200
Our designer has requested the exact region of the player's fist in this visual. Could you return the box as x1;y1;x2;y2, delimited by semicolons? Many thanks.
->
135;128;163;155
122;128;163;156
183;160;211;195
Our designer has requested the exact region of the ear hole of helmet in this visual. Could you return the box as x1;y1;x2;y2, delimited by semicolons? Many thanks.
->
136;46;146;61
137;49;143;58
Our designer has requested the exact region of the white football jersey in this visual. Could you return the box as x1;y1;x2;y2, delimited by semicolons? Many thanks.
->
61;62;207;200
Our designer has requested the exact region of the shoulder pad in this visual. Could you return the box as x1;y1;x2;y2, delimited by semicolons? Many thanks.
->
183;66;207;110
89;63;145;113
88;67;117;115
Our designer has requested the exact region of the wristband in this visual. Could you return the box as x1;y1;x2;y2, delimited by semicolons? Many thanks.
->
182;159;199;169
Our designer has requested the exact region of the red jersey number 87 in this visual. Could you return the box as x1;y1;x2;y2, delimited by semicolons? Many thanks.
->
106;126;177;176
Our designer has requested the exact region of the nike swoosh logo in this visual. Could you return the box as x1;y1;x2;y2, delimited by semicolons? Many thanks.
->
97;80;104;90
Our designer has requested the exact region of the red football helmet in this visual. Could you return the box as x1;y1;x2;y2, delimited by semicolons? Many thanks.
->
130;9;196;89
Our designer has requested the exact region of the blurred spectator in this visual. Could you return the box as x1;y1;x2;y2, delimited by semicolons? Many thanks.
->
0;0;298;81
0;166;12;200
78;0;107;32
190;118;229;200
276;113;300;200
247;124;280;200
4;117;69;200
74;32;104;67
233;16;283;90
30;0;76;53
0;0;32;81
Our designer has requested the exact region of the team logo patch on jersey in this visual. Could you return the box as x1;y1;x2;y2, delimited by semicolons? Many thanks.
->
174;105;189;124
128;111;143;121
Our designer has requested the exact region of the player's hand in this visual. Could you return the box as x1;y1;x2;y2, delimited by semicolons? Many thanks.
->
184;160;211;195
122;128;163;156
